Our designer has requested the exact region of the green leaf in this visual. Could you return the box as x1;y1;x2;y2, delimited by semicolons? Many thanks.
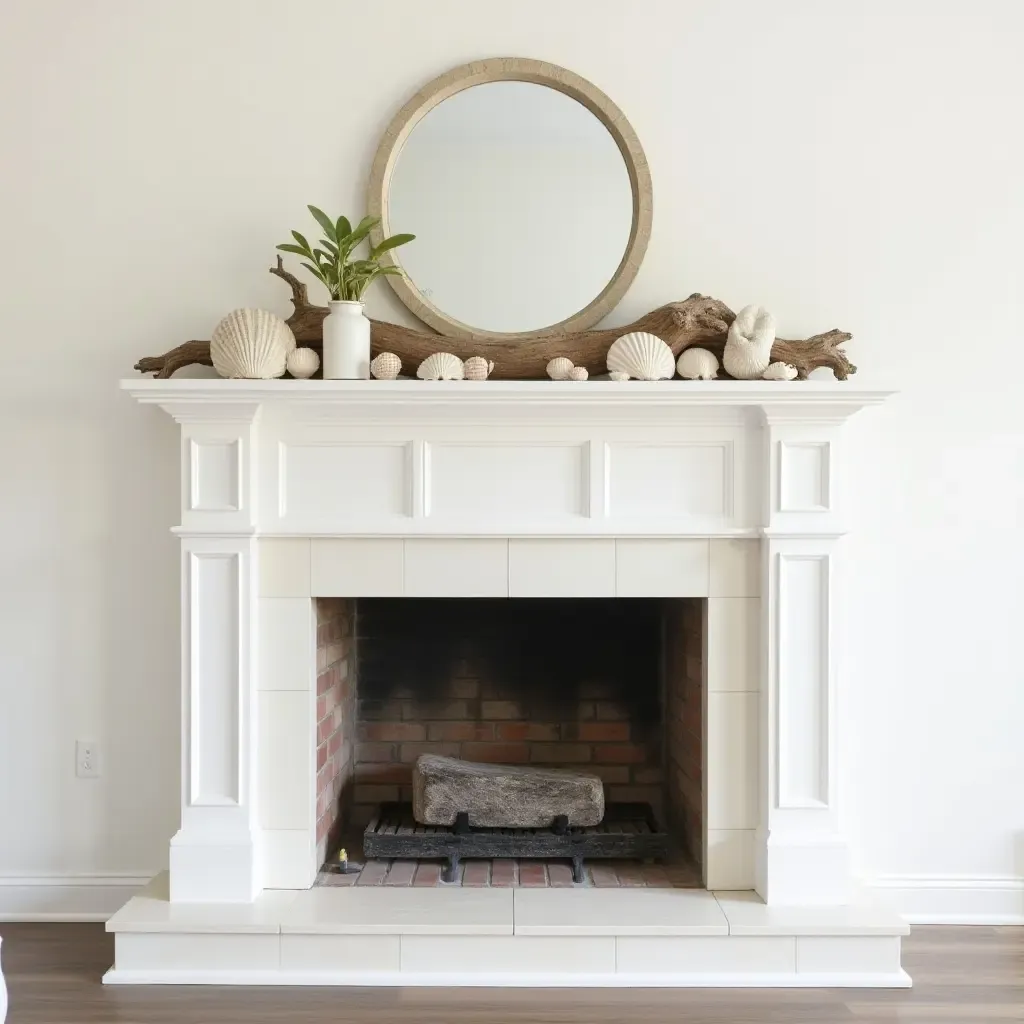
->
335;215;352;240
319;238;339;256
307;206;337;243
291;230;313;254
371;233;415;259
300;261;327;282
276;243;310;257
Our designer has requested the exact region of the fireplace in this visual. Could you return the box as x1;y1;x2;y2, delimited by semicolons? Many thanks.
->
315;596;705;885
110;378;908;987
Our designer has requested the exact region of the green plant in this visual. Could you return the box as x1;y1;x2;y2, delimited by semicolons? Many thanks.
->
277;206;414;302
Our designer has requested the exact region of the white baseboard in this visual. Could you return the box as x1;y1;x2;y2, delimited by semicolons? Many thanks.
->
0;873;150;921
864;874;1024;924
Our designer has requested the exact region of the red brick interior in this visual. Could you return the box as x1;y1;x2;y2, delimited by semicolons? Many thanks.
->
345;597;704;853
314;598;357;867
664;598;705;875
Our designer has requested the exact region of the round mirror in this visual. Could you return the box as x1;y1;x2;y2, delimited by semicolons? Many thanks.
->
368;59;652;340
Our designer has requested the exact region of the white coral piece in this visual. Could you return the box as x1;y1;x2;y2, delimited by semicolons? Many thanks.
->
608;371;630;382
676;347;719;380
723;305;776;380
568;366;589;381
762;361;798;381
416;352;464;380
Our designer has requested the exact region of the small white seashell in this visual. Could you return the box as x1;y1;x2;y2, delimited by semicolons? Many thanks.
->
286;347;320;379
546;357;574;381
676;347;719;380
370;351;402;380
608;371;630;382
723;304;776;380
416;352;465;380
762;361;798;381
606;331;675;381
211;308;295;379
464;356;494;381
568;366;589;381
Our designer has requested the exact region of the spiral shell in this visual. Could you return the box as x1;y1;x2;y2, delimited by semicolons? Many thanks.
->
606;332;675;381
762;361;798;381
568;366;589;381
464;356;494;380
286;347;320;379
416;352;464;380
210;309;295;379
676;347;719;380
546;357;574;381
370;351;402;380
724;304;776;380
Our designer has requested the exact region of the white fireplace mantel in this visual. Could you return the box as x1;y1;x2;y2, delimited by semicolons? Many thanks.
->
109;377;908;988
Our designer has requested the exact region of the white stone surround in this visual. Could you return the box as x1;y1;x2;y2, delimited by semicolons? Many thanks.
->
112;378;907;987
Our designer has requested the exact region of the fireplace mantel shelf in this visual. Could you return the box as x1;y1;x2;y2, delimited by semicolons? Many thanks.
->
122;378;894;419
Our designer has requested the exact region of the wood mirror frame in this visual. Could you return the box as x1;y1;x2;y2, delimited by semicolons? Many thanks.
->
367;57;653;342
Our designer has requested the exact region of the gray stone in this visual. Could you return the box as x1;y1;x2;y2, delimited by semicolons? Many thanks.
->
411;754;605;829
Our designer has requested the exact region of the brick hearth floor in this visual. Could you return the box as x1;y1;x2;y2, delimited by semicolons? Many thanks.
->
315;832;701;888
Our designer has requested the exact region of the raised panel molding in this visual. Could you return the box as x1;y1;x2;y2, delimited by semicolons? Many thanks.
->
189;439;241;511
775;553;830;809
186;551;241;806
778;441;832;513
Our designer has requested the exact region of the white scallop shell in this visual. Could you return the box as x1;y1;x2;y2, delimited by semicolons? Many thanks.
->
464;356;494;381
286;347;320;379
608;371;630;382
568;366;589;381
762;361;798;381
676;347;719;380
416;352;464;380
211;308;295;379
606;332;675;381
370;351;402;380
546;357;574;381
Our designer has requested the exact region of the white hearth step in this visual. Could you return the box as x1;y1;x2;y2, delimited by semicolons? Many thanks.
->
104;873;910;987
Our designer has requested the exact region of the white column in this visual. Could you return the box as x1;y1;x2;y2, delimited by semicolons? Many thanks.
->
755;405;852;905
164;401;262;902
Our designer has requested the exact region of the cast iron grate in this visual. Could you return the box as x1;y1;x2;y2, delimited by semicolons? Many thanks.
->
363;801;669;883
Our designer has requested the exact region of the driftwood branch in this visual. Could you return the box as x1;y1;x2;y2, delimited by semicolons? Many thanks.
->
133;258;856;381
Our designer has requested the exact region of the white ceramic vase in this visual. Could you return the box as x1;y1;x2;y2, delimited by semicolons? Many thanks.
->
322;300;371;379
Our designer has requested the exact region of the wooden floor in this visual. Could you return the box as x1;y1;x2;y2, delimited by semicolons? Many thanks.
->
1;923;1021;1022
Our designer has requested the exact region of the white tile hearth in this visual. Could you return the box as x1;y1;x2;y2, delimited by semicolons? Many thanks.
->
715;891;910;936
616;935;796;974
280;885;513;935
280;934;400;972
513;888;727;936
401;935;616;974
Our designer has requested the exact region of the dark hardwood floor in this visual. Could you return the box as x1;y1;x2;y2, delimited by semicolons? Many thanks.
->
1;923;1021;1023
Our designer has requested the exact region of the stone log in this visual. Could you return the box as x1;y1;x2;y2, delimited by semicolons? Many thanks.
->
411;754;605;829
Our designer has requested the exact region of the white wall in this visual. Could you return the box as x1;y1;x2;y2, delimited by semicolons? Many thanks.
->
0;0;1021;920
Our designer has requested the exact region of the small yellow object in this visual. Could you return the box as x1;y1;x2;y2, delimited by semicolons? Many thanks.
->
337;848;348;866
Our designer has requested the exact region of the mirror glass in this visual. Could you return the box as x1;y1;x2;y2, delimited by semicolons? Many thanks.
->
387;81;634;334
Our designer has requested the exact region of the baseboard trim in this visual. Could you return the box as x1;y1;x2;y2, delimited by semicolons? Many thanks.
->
0;873;150;921
864;874;1024;924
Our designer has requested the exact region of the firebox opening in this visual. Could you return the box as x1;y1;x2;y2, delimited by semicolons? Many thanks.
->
315;595;705;888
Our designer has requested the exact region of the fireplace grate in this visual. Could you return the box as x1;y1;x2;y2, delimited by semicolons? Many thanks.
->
363;801;669;883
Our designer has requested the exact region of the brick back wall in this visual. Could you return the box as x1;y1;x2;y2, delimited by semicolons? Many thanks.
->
664;599;705;874
351;599;674;827
314;598;357;867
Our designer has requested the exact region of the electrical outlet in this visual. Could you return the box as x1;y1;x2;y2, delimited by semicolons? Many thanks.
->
76;739;100;778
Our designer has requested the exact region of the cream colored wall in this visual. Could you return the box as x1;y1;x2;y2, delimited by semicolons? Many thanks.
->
0;0;1021;916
